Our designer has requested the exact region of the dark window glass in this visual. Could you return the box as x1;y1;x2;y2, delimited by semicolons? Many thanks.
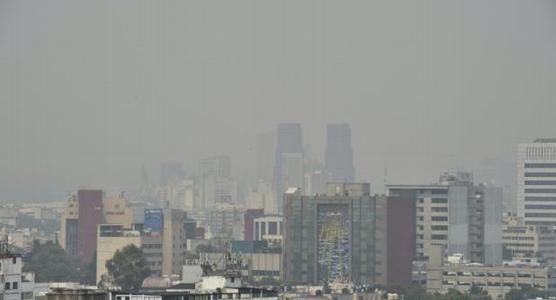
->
525;181;556;186
525;205;556;210
525;213;556;218
431;189;448;195
525;173;556;177
432;198;448;204
525;163;556;168
432;207;448;212
525;197;556;202
431;225;448;231
268;222;278;235
432;216;448;222
525;189;556;194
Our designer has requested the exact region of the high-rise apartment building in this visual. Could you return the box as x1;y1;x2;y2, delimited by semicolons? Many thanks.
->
517;139;556;226
283;183;375;285
162;208;186;276
274;123;303;212
60;194;79;256
77;189;104;263
325;124;355;182
387;172;503;265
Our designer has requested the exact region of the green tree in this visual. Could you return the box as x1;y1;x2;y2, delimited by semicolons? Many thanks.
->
23;240;83;282
504;287;556;300
383;285;427;300
81;251;97;285
105;244;150;291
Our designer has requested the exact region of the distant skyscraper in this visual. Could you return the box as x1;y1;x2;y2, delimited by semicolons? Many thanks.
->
200;156;236;207
325;124;355;182
160;162;185;186
200;156;231;178
77;189;104;264
283;183;375;285
274;123;303;212
517;139;556;226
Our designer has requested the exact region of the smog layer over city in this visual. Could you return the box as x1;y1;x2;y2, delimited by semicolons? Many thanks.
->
0;1;555;300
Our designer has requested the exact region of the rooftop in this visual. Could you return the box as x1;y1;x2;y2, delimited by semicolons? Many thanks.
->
534;138;556;143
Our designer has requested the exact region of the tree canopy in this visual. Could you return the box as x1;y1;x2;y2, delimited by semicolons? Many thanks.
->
105;244;150;291
23;240;84;282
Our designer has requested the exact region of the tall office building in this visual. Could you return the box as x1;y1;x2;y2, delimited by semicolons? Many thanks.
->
283;183;375;285
387;172;503;265
77;190;104;264
274;123;303;212
325;124;355;182
374;194;416;287
517;139;556;226
162;208;186;276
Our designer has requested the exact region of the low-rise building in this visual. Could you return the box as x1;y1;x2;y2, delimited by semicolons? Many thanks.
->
424;244;556;299
253;215;283;245
503;215;556;263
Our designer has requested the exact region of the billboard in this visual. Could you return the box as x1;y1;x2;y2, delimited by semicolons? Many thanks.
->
144;209;164;232
317;204;350;283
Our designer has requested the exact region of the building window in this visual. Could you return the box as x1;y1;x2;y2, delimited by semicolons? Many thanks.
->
5;282;10;290
525;163;556;168
13;257;16;264
432;198;448;204
432;207;448;212
12;282;18;290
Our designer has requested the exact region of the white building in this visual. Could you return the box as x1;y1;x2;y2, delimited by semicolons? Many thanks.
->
517;139;556;226
0;253;34;300
253;215;283;245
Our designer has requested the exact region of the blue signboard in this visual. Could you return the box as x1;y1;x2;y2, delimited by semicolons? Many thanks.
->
144;209;164;232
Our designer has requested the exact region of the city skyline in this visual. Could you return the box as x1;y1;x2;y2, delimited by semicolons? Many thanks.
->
1;1;555;202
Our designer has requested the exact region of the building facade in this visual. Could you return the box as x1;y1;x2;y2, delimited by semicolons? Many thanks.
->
60;194;79;256
387;172;503;266
253;215;283;245
283;183;375;285
77;190;104;263
517;139;556;226
502;215;556;263
96;224;142;284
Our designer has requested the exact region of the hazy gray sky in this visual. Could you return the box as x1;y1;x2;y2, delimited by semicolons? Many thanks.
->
1;0;555;201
